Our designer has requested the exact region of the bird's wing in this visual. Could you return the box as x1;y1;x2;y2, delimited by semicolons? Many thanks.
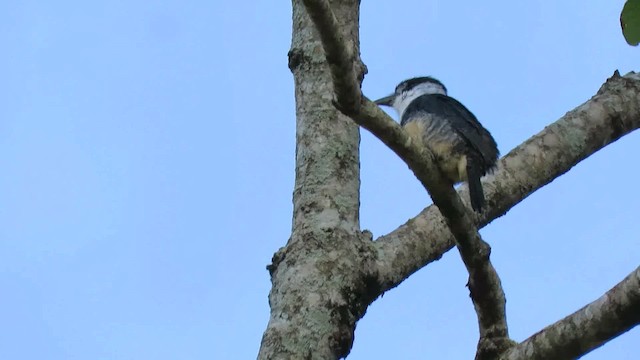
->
402;94;499;168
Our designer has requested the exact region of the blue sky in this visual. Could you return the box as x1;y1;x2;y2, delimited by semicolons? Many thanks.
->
1;1;638;359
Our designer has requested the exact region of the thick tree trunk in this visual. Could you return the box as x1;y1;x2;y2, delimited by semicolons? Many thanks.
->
258;0;640;358
258;1;375;359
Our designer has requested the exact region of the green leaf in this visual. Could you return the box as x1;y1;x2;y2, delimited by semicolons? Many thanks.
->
621;0;640;46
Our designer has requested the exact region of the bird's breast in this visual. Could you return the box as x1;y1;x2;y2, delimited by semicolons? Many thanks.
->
402;116;468;183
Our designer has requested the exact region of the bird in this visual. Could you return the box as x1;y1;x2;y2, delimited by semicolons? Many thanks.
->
374;76;499;212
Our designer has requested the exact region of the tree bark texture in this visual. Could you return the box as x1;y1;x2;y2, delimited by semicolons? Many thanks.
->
259;1;377;359
258;0;640;357
502;266;640;360
374;72;640;292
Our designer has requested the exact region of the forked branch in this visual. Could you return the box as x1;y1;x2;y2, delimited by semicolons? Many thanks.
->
301;0;512;356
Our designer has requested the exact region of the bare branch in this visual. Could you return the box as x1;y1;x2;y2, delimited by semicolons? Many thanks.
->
300;0;488;280
375;72;640;293
301;1;470;233
501;266;640;360
298;2;640;358
459;239;512;359
300;0;513;354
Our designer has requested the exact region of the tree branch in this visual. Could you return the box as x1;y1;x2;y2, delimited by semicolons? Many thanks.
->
300;0;512;355
302;0;473;237
300;0;490;283
297;2;640;359
460;239;513;359
375;72;640;293
501;266;640;360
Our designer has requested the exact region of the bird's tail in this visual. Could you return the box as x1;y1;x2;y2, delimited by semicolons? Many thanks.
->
466;157;485;212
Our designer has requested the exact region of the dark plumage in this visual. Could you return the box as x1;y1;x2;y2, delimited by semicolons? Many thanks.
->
376;77;499;211
402;94;498;172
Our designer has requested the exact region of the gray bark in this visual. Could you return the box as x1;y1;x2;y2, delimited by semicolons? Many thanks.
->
375;72;640;290
258;1;375;359
501;266;640;360
258;0;640;358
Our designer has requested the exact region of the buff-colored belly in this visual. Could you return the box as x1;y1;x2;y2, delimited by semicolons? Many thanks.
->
403;121;467;183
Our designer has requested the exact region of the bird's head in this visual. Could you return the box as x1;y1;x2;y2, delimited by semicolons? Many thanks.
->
374;76;447;118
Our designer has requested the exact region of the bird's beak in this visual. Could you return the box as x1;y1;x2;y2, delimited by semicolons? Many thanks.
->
374;94;395;107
